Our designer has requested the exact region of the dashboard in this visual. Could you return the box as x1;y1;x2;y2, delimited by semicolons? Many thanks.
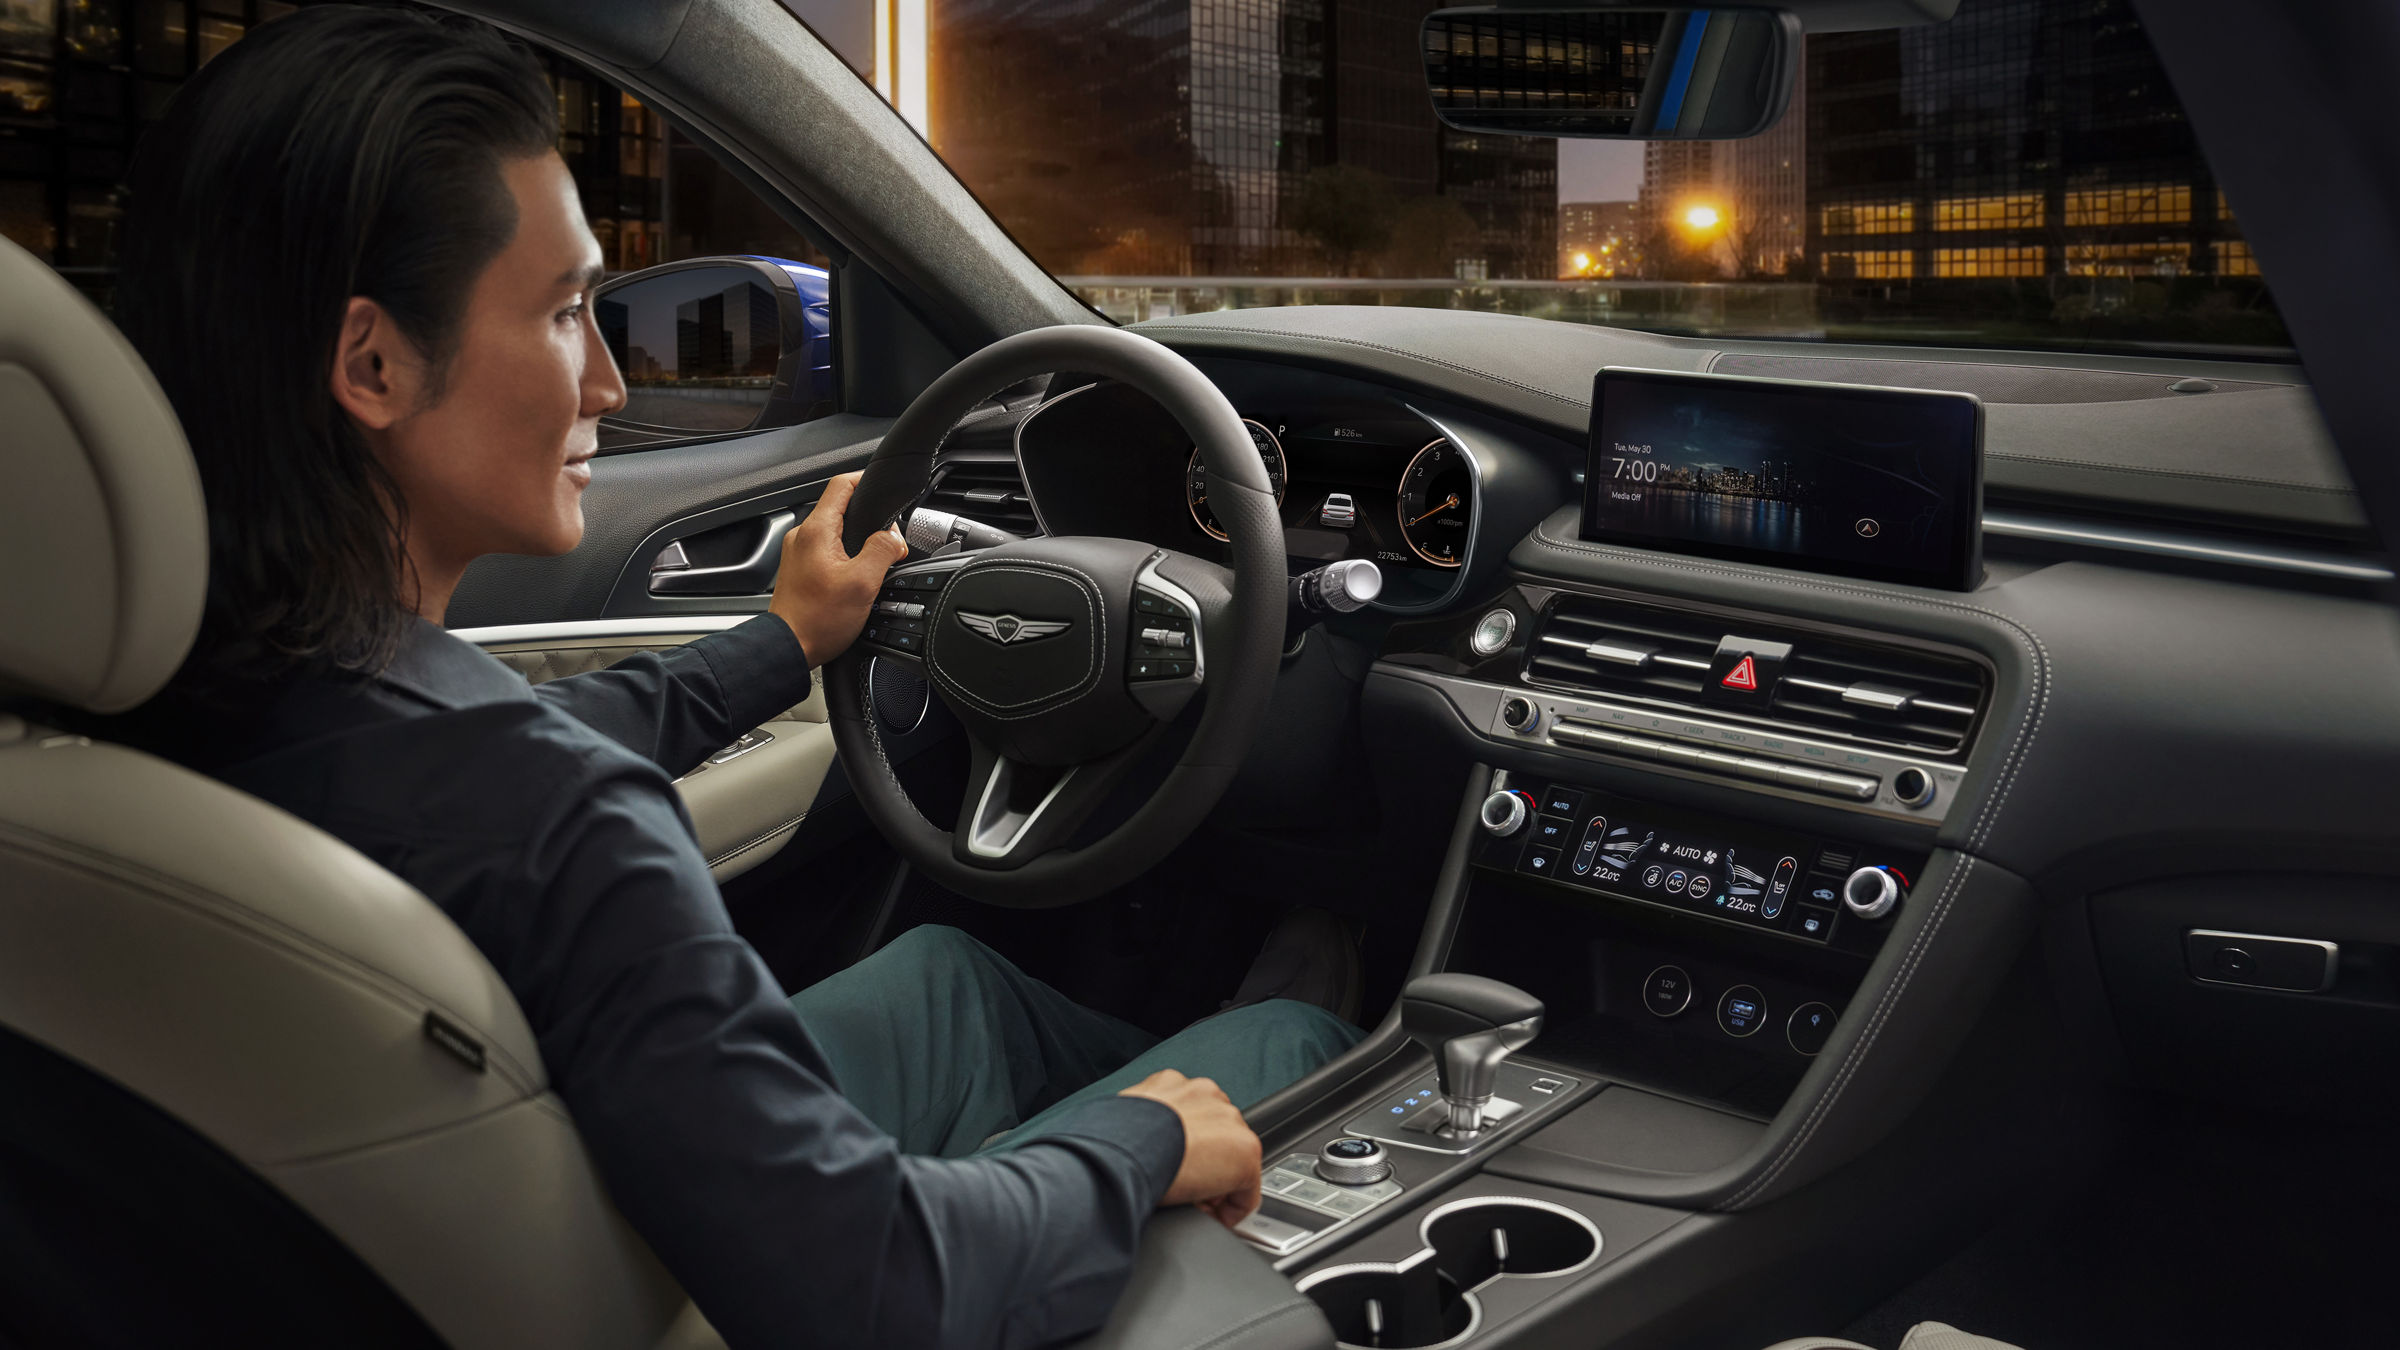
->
920;310;2400;1159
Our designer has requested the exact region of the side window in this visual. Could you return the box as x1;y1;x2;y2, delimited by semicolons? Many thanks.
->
0;1;836;447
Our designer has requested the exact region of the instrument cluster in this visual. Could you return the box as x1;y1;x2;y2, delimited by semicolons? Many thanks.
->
1010;378;1493;608
1179;414;1474;572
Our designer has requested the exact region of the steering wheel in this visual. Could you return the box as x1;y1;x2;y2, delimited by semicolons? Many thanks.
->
823;325;1284;907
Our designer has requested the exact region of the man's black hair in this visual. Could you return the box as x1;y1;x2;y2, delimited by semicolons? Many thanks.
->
117;4;561;676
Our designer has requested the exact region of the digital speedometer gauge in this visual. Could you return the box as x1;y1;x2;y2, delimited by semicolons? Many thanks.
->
1185;419;1288;541
1396;437;1472;567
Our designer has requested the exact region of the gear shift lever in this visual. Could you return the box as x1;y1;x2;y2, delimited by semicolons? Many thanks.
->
1400;974;1544;1136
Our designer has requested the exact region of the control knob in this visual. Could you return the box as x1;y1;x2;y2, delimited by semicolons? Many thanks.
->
1478;789;1536;837
1316;1137;1392;1186
1842;865;1902;920
1499;696;1539;734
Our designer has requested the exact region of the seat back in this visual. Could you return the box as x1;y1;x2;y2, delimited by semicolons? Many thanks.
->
0;238;707;1348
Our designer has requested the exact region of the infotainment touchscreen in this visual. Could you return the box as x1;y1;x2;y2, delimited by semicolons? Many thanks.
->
1581;368;1983;590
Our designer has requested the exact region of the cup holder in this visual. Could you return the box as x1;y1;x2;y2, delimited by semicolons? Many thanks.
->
1295;1198;1602;1349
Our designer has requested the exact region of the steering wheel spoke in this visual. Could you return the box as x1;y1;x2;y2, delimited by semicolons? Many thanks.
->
954;734;1150;867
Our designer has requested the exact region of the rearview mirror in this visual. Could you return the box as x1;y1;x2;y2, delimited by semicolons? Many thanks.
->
1421;6;1800;139
592;256;833;452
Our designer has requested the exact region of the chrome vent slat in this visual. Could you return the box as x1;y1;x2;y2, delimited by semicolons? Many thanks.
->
1523;595;1989;757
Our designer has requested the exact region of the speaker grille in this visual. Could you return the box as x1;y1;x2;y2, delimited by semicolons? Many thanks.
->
868;656;930;734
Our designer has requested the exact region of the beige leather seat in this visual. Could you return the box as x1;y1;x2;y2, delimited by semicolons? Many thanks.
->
0;237;717;1346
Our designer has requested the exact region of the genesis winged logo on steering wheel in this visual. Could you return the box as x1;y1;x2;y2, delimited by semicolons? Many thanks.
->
955;611;1073;645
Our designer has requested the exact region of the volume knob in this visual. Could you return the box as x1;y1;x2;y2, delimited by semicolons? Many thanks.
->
1479;789;1535;837
1842;866;1902;920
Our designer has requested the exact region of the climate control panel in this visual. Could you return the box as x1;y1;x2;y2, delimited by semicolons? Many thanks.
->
1478;778;1923;951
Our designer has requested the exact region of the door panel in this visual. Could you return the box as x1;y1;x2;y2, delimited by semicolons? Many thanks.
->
445;413;889;630
479;630;835;882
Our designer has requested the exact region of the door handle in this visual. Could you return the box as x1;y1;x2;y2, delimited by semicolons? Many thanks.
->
649;511;798;596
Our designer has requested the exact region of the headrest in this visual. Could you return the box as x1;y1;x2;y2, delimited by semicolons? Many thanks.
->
0;235;206;713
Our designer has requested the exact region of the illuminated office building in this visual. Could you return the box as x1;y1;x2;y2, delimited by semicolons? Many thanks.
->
931;0;1556;279
1806;0;2251;283
0;0;817;305
1558;199;1638;277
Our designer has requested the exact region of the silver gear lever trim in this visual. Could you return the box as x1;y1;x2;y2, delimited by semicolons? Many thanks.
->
1397;973;1547;1140
1437;1014;1542;1135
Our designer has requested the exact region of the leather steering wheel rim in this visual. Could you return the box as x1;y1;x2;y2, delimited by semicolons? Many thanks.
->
824;324;1284;907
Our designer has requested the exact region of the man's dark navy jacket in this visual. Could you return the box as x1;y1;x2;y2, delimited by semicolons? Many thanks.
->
120;615;1183;1349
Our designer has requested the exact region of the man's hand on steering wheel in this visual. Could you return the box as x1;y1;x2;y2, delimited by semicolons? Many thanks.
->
822;325;1288;910
768;470;910;666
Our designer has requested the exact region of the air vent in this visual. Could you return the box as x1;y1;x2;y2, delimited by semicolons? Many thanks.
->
1768;639;1984;753
1527;599;1720;703
925;458;1039;535
1525;595;1987;756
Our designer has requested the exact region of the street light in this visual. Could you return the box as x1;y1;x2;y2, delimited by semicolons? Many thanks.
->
1684;204;1721;230
1571;251;1593;273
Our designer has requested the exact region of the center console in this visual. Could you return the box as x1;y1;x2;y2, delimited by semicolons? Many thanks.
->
1207;565;2009;1349
1217;763;1930;1347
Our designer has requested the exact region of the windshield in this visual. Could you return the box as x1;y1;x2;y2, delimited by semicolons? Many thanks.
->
810;0;2289;357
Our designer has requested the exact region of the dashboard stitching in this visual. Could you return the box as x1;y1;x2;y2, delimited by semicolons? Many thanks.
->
925;563;1105;719
1978;450;2355;493
1523;521;2053;1207
1148;326;2345;498
1722;853;1980;1209
1142;325;1593;411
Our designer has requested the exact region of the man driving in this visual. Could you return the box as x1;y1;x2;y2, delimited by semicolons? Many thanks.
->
91;7;1363;1346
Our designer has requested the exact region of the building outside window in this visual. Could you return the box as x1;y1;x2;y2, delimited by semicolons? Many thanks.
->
0;0;825;310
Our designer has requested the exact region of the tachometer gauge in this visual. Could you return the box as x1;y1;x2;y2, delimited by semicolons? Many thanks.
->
1185;419;1287;542
1397;437;1472;567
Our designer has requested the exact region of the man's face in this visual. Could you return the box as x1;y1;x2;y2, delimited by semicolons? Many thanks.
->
372;152;624;564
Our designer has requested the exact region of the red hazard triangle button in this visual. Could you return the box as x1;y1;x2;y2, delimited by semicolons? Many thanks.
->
1720;655;1759;691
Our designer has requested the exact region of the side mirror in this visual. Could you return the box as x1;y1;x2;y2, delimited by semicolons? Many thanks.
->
592;256;833;452
1421;6;1801;140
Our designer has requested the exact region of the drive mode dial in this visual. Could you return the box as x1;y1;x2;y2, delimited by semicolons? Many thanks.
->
1316;1137;1392;1185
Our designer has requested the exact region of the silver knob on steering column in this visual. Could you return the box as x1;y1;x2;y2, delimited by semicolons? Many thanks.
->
904;506;1020;554
1479;789;1535;837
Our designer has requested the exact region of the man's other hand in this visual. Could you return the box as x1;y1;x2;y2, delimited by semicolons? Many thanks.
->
1120;1069;1263;1228
768;470;909;666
